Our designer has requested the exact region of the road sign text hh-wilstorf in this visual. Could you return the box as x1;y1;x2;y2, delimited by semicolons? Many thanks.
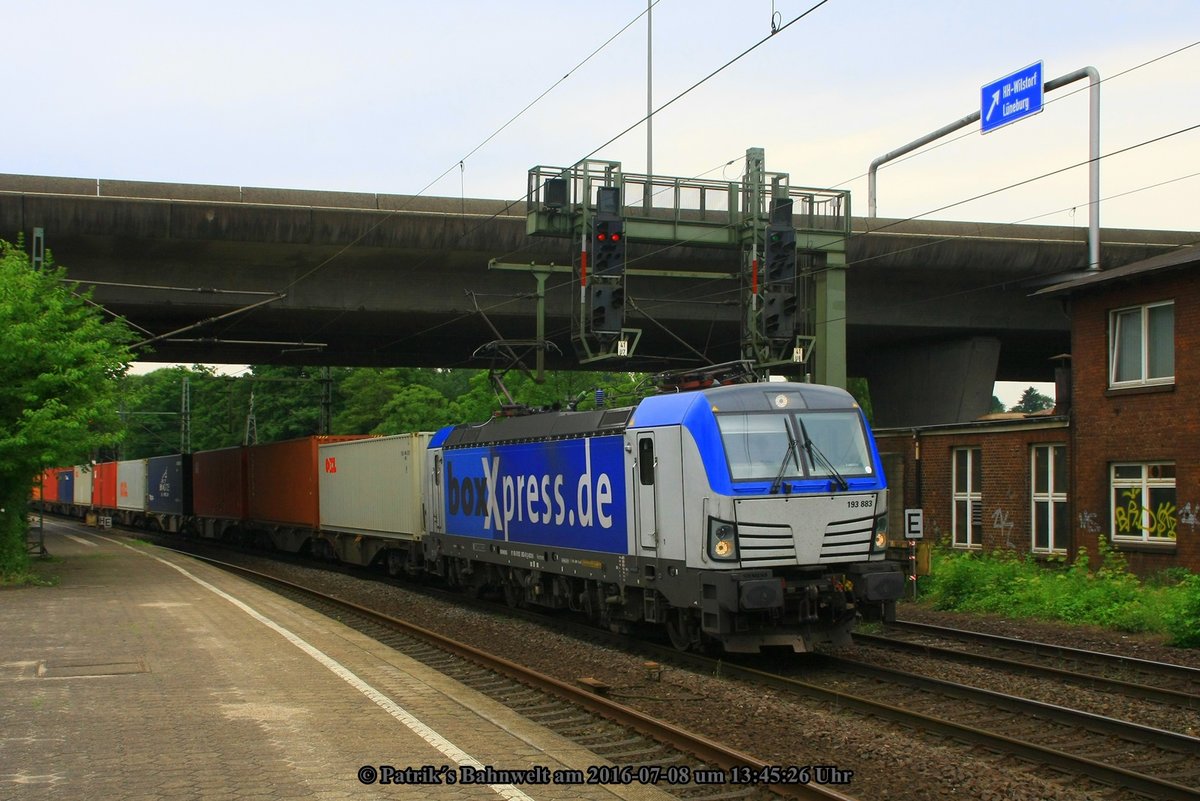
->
981;61;1044;134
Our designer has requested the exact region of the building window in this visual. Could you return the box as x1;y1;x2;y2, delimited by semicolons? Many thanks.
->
1031;444;1068;553
1111;463;1177;544
1109;301;1174;388
952;447;982;548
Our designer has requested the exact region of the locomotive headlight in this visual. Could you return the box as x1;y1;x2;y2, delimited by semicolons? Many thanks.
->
707;517;739;562
872;512;889;552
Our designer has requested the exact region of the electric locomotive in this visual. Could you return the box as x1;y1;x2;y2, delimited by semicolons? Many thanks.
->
424;380;903;653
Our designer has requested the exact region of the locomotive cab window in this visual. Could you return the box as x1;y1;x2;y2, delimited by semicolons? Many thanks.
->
717;411;872;481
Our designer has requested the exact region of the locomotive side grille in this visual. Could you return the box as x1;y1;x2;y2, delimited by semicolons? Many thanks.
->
737;524;797;566
820;517;874;562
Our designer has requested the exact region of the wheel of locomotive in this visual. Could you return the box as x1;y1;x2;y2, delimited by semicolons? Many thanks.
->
666;608;699;652
444;558;462;590
502;576;524;609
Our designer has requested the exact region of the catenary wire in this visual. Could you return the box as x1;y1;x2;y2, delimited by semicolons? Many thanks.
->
269;3;661;300
228;20;1194;372
241;3;835;348
375;33;1200;351
371;127;1200;364
828;39;1200;190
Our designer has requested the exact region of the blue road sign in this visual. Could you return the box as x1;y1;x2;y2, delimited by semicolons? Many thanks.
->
981;61;1044;134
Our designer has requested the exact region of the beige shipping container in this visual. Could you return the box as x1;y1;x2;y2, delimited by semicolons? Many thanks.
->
117;459;147;512
318;433;430;539
73;465;94;506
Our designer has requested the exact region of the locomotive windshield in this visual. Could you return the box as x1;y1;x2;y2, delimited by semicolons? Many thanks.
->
717;410;873;482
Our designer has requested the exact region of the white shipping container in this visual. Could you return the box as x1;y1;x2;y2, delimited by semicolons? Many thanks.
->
318;433;430;539
73;465;94;506
117;459;147;512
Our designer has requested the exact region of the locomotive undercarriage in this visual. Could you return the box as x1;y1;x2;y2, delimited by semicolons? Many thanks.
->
428;537;894;654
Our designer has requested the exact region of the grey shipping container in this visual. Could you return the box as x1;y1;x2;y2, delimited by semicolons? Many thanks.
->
318;433;430;539
145;454;193;515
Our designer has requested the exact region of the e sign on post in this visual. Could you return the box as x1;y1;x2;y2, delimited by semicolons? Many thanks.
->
981;61;1044;134
904;509;924;540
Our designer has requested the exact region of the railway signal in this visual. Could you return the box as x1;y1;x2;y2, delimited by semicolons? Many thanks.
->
591;218;626;277
585;186;627;339
764;221;796;286
589;283;624;334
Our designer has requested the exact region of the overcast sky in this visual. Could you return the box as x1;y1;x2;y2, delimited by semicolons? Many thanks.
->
9;1;1199;405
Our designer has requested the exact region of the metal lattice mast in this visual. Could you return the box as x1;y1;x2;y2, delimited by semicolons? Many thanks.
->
180;375;191;454
244;390;257;446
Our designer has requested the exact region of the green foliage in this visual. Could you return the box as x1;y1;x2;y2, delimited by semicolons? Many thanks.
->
1010;385;1054;413
120;365;353;455
1162;575;1200;647
989;395;1006;413
846;377;872;422
119;364;653;446
0;238;133;579
923;545;1198;645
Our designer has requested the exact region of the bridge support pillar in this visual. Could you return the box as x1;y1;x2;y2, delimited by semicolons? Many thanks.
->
863;336;1000;428
814;263;846;389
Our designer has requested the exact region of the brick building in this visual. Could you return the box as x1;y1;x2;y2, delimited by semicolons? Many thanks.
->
1038;247;1199;574
875;416;1070;557
875;246;1199;575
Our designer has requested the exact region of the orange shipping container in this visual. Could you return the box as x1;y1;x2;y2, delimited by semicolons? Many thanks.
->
92;462;118;509
32;469;56;502
247;436;367;528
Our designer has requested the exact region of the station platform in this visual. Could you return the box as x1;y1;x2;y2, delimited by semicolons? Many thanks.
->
1;518;675;801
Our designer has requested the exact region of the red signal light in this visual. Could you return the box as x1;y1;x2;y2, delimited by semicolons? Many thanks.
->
597;233;608;241
611;233;621;242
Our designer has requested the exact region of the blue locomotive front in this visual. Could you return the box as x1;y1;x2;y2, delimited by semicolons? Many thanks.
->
424;381;903;653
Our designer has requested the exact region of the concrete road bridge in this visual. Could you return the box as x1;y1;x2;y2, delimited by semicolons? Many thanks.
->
2;173;1195;426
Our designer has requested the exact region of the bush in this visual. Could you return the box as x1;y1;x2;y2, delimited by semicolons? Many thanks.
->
921;545;1196;646
1163;575;1200;648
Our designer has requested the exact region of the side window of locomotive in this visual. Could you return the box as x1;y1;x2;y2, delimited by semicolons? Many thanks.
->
639;438;655;486
434;454;442;486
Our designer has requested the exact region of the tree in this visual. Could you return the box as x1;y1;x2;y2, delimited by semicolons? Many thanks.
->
1010;386;1054;414
990;395;1006;413
0;239;133;578
376;384;456;433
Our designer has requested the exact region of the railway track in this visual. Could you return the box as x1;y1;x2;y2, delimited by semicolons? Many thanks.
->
583;636;1200;801
107;525;1200;800
161;546;856;801
248;556;1200;799
864;619;1200;708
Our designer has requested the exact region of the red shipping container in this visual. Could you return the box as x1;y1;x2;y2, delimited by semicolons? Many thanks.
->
247;436;366;528
92;462;118;509
192;447;248;521
34;468;58;503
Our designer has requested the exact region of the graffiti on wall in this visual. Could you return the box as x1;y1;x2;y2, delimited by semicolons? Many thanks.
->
1179;502;1199;530
991;506;1014;548
1078;511;1102;534
1113;488;1177;540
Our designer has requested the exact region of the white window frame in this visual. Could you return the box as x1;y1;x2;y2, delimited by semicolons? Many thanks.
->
1031;444;1068;554
952;447;982;549
1110;462;1177;544
1109;300;1174;388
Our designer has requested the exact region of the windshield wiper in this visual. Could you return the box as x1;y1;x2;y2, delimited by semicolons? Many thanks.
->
770;417;800;495
796;416;849;491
